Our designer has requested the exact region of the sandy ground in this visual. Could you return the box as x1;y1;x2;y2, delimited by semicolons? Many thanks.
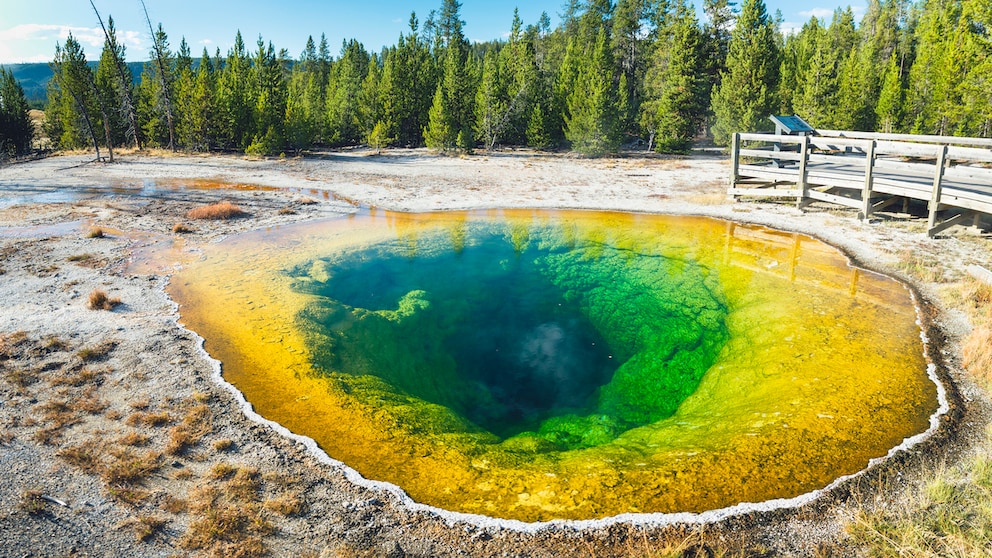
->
0;148;991;557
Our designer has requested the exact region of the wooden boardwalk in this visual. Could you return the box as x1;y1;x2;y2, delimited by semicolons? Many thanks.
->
728;129;992;237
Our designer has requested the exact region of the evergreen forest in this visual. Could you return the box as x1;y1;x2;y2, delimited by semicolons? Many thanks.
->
33;0;992;157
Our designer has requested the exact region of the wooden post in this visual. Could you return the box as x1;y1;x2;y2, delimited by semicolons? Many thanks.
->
860;140;877;221
730;132;741;199
927;144;949;236
796;135;811;209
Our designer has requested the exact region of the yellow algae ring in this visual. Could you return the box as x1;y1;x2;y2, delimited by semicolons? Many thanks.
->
171;210;942;522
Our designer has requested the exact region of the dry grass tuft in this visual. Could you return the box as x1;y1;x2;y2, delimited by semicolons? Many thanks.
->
4;367;38;388
57;439;104;474
277;207;297;215
187;202;247;220
50;366;105;387
212;438;234;452
165;403;212;456
172;223;194;234
121;514;169;542
264;492;304;516
102;447;162;505
32;399;80;443
0;331;29;360
19;489;47;516
76;340;117;362
896;250;945;283
161;494;188;514
227;466;262;502
126;410;173;427
73;386;109;414
116;432;151;447
180;488;272;557
86;227;105;239
848;456;992;556
87;289;122;311
209;462;238;480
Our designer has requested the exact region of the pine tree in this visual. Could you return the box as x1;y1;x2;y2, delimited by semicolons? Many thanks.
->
475;49;508;150
172;38;198;149
791;18;837;127
326;40;370;146
140;0;177;150
875;51;904;133
906;0;958;135
702;0;736;91
246;37;287;155
957;0;992;137
424;82;453;150
565;28;621;155
380;14;435;146
88;11;140;149
424;0;474;151
0;67;34;157
710;0;780;145
47;34;102;159
216;32;253;149
188;49;217;150
641;1;709;152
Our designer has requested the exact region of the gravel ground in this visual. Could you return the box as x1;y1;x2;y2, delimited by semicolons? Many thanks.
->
0;149;990;557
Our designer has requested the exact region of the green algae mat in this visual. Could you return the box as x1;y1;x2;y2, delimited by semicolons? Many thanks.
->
169;210;940;522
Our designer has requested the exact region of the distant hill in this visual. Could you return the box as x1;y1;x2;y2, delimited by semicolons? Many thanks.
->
1;62;145;105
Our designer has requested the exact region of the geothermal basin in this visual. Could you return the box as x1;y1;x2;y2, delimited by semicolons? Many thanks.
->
169;209;940;523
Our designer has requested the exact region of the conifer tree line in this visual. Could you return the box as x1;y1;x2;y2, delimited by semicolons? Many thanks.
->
40;0;992;158
0;67;34;157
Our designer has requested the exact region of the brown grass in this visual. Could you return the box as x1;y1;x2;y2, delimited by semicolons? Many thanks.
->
19;489;47;516
32;399;80;443
73;386;109;414
172;222;194;234
0;331;28;360
117;432;151;447
50;366;104;387
181;484;273;558
263;492;304;516
165;403;212;456
126;411;173;427
87;289;122;311
4;367;37;388
161;494;188;514
86;227;105;239
76;340;117;361
212;438;234;452
121;515;169;542
187;202;247;220
57;439;103;474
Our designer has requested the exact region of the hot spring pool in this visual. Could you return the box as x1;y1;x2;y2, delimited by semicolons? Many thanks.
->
169;210;940;522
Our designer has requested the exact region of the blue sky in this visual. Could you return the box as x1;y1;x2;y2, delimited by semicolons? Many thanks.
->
0;1;865;64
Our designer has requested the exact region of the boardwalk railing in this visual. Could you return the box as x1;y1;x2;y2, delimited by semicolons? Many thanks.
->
729;130;992;237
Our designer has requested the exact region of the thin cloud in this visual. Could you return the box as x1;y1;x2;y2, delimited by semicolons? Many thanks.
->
0;23;143;63
799;8;835;19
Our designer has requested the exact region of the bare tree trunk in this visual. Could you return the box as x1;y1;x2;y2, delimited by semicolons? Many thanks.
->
140;0;176;151
66;88;101;162
100;106;115;163
88;0;141;150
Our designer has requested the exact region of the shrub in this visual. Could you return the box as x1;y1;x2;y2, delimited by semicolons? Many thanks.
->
186;202;247;220
87;290;121;311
